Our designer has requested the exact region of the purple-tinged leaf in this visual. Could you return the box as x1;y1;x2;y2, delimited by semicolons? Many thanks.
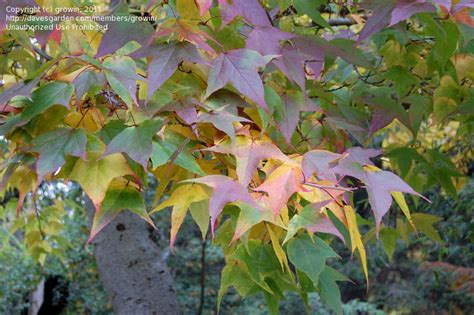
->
218;0;271;27
357;1;396;43
331;147;382;180
363;168;425;235
277;92;320;143
185;175;260;236
130;43;207;99
284;202;344;244
246;26;294;55
302;150;343;180
0;78;39;106
204;49;274;111
73;71;105;107
272;45;311;91
95;2;154;57
389;0;436;26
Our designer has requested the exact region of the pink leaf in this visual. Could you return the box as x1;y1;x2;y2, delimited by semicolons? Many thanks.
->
207;138;289;186
185;175;259;236
196;0;213;15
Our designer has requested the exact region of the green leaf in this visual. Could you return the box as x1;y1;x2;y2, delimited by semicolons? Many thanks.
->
103;56;141;107
103;119;163;169
32;127;87;177
189;200;210;239
231;240;281;293
22;81;73;122
380;227;398;261
411;213;443;244
318;266;348;315
151;131;205;175
89;182;155;241
287;237;338;287
69;153;134;207
294;0;331;29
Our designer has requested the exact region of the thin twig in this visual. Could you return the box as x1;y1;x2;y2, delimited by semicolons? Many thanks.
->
302;181;356;192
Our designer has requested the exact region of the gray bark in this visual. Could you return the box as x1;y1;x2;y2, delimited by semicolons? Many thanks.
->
91;210;180;315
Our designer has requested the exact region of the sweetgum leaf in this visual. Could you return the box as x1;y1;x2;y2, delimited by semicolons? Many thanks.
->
95;1;154;57
246;26;294;55
197;107;251;142
22;81;74;122
32;127;87;178
207;137;289;186
185;175;260;236
69;153;134;208
218;0;271;27
204;49;275;111
287;237;338;287
130;43;207;99
151;184;208;251
89;182;155;242
318;266;348;315
103;119;163;169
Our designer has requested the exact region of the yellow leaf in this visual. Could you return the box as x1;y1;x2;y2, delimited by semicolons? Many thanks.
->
151;184;209;250
69;154;133;208
344;205;368;284
391;191;416;230
266;224;294;283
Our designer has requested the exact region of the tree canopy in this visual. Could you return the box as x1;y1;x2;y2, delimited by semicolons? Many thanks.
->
0;0;472;313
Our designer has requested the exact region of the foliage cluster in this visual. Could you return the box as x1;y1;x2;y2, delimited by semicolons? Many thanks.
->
0;0;472;313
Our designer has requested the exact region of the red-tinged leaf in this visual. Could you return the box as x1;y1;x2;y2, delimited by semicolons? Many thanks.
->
277;92;319;143
95;2;154;57
357;1;396;43
302;150;343;180
130;43;207;99
246;26;294;55
218;0;271;27
389;0;436;26
197;108;251;142
0;78;39;106
207;137;289;186
88;182;155;242
196;0;213;15
255;163;304;216
204;49;274;111
32;127;87;178
102;119;163;169
363;167;425;235
184;175;260;236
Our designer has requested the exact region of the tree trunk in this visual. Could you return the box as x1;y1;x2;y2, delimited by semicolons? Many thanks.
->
91;210;180;315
